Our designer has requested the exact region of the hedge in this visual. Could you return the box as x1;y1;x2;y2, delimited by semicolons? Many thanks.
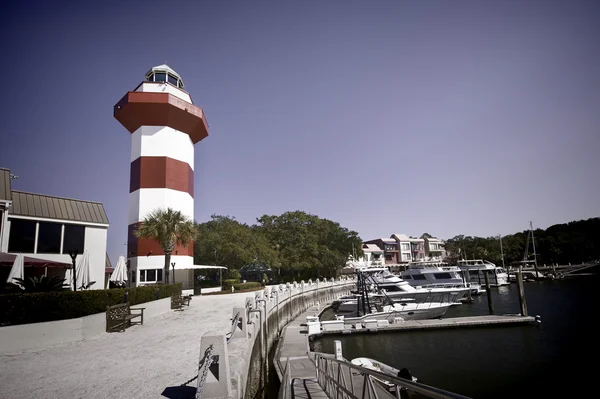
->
0;284;182;327
233;282;262;290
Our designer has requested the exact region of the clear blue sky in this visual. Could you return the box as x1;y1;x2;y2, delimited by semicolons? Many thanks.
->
1;0;598;265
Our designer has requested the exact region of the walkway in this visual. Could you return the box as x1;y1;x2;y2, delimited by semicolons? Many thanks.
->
276;303;328;399
0;292;252;399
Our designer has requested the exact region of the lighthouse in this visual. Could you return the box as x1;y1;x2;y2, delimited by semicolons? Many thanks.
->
114;65;208;287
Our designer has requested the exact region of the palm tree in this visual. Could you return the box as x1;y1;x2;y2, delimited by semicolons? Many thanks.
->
135;208;197;284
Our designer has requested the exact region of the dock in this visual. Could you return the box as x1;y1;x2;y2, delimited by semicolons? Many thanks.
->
313;313;537;336
274;303;536;398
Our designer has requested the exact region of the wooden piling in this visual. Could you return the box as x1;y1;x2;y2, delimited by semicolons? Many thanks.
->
483;270;494;315
516;266;528;317
463;271;473;302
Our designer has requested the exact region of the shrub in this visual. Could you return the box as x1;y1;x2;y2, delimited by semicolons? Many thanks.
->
233;282;262;290
0;284;181;326
222;279;240;290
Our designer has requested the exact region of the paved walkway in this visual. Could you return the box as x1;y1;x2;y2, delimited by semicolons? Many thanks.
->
0;292;252;399
277;303;328;399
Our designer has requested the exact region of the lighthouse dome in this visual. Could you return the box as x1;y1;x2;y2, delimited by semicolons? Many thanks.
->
145;64;185;89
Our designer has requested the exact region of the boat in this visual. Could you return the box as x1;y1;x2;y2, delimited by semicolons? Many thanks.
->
351;357;417;392
334;298;454;322
356;266;471;303
400;260;464;285
456;259;509;286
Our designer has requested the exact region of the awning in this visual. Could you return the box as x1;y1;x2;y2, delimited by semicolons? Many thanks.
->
0;253;72;268
187;265;227;270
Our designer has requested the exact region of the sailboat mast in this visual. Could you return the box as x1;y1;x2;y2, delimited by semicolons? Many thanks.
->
499;234;506;269
530;221;540;282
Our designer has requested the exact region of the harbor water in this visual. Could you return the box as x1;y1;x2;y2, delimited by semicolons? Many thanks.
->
312;276;598;398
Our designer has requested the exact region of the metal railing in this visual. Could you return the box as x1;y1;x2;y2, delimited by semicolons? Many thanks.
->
556;259;600;278
277;357;292;399
310;351;472;399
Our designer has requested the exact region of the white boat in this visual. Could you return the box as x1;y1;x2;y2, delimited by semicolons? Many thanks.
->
337;299;454;322
351;357;417;392
456;259;509;286
400;261;464;285
357;266;471;303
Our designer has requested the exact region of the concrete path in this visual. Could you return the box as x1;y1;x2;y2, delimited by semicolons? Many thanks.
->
277;304;328;399
0;292;252;399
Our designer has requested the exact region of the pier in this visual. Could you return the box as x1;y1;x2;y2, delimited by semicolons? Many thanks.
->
274;301;536;399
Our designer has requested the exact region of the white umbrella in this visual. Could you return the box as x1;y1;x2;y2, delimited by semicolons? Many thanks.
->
109;255;128;287
7;253;24;288
73;251;93;290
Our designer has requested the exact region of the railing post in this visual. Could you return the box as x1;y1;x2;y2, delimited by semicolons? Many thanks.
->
196;332;231;398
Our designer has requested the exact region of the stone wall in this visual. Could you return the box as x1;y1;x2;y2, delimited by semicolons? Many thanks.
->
196;277;355;399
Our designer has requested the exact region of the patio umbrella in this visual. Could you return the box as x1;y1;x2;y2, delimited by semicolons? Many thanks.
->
6;253;24;288
109;255;128;287
73;251;93;290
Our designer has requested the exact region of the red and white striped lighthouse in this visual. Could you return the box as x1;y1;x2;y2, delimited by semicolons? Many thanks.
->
114;65;208;285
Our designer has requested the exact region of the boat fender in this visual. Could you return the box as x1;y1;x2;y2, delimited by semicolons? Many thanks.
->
535;315;542;324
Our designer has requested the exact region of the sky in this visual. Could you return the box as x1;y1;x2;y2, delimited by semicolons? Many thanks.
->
1;0;598;265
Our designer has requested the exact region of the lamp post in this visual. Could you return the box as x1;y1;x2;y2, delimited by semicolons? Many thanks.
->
126;260;131;287
68;250;78;291
171;262;176;284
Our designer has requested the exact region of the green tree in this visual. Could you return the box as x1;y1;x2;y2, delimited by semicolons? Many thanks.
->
256;211;362;279
135;208;197;284
194;215;278;271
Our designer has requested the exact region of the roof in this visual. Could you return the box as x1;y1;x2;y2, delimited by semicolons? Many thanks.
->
0;168;11;201
363;244;383;253
145;64;184;87
392;234;410;241
0;252;72;268
9;190;109;225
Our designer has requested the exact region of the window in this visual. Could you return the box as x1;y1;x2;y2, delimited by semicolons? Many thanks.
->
412;275;427;280
154;72;167;82
401;243;410;251
433;273;452;279
469;270;480;276
168;74;178;85
37;222;62;254
63;224;85;254
139;269;163;283
8;219;36;252
385;254;392;260
403;275;412;279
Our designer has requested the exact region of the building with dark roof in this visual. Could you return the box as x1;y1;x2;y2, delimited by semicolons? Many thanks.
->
0;167;110;290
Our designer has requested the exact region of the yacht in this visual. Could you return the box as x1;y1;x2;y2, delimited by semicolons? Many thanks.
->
400;261;483;295
400;261;464;285
456;259;509;286
356;266;471;303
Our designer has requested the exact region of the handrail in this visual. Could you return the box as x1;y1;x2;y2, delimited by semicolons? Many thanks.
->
277;356;292;399
309;351;473;399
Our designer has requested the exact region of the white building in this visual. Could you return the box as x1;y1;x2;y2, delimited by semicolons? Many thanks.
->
391;234;426;263
0;168;109;289
361;243;384;266
424;236;446;261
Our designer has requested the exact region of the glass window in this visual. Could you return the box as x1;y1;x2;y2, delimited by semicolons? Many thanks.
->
157;269;163;281
63;224;85;254
8;219;36;252
433;272;452;279
167;74;178;85
147;269;156;281
154;72;167;82
412;275;427;280
147;73;154;82
37;222;62;254
403;275;412;279
139;271;146;282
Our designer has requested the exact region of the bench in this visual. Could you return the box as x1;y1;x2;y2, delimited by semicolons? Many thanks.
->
106;303;145;332
171;293;192;310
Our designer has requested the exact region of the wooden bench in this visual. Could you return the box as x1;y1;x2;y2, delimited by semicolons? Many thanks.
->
106;303;145;332
171;293;192;310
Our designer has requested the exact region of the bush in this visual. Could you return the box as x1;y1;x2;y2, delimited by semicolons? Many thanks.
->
222;279;240;290
0;284;181;326
233;282;262;290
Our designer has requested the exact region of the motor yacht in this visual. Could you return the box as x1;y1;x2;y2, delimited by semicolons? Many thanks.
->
456;259;509;286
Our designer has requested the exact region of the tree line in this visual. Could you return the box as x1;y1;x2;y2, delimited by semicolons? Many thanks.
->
444;217;600;266
193;211;363;280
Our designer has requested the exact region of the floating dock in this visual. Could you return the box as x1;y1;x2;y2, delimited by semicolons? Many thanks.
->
311;314;537;336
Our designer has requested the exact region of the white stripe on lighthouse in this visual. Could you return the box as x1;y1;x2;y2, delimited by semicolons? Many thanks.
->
128;188;194;226
130;126;195;170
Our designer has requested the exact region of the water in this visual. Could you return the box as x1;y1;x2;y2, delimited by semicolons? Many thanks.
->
312;276;598;398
